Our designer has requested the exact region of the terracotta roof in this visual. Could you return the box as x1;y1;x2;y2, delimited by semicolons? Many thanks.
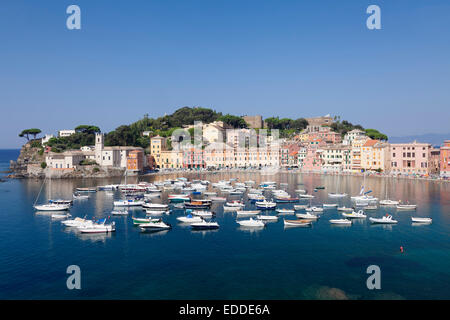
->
363;139;378;147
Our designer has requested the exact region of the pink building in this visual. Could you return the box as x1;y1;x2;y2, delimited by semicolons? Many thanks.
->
440;140;450;178
183;148;205;169
301;149;323;172
390;142;434;176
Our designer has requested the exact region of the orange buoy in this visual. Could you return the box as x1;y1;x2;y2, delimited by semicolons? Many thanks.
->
400;246;404;253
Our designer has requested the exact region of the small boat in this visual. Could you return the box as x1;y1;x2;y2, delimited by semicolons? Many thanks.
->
296;212;319;220
305;206;323;213
255;200;277;209
294;204;308;211
210;196;227;202
295;189;306;194
142;203;169;210
299;194;315;199
191;220;220;230
379;199;399;206
223;206;240;211
411;217;432;223
114;199;145;207
204;192;217;196
146;210;170;216
191;210;214;218
274;197;299;203
315;186;325;190
369;215;398;224
322;203;338;209
76;187;97;193
184;201;211;209
276;208;295;215
140;220;171;230
237;218;265;227
283;219;312;227
365;205;378;210
177;214;204;223
34;203;70;211
330;219;352;225
49;199;73;205
73;193;89;200
328;193;347;198
342;210;366;218
111;210;129;216
225;201;245;207
257;215;278;221
167;194;190;202
396;204;417;210
337;206;354;212
78;219;115;233
62;217;90;227
236;210;260;216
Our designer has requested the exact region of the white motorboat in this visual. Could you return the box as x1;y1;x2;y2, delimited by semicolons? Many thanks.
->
369;215;398;224
299;194;315;199
305;206;323;213
204;192;217;196
330;219;352;225
337;206;354;212
62;217;93;227
142;203;169;210
255;200;277;209
283;219;312;227
223;206;240;211
237;218;265;227
379;199;399;206
78;220;115;233
210;196;227;202
411;217;432;223
111;210;129;215
247;194;266;201
225;201;245;207
294;204;308;211
73;193;89;200
296;212;319;219
257;215;278;221
113;199;145;207
328;193;347;198
146;210;170;215
342;210;367;218
34;203;70;211
295;189;306;194
276;208;295;214
236;210;260;216
322;203;338;209
140;220;171;230
191;210;214;218
177;215;203;223
132;217;160;225
191;220;220;230
396;204;417;210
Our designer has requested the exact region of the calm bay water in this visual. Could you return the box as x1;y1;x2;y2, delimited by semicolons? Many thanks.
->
0;149;449;299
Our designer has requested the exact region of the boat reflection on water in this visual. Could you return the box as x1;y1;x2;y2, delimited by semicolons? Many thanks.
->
139;229;170;237
190;229;219;237
77;232;114;243
284;224;313;230
369;224;395;231
237;225;265;234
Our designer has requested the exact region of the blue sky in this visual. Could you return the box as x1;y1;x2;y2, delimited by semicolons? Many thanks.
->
1;0;449;148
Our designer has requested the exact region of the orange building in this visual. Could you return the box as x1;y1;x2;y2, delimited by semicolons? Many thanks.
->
440;140;450;178
127;150;144;172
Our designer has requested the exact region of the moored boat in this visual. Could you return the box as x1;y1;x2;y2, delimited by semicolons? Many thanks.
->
411;217;432;223
369;214;398;224
283;219;312;227
237;218;265;227
330;219;352;225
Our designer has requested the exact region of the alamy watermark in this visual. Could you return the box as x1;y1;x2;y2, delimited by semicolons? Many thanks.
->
366;265;381;290
66;265;81;290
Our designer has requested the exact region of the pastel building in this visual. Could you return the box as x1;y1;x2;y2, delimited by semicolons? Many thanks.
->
440;140;450;178
361;139;390;172
149;135;167;168
390;141;434;176
321;144;351;173
350;136;369;172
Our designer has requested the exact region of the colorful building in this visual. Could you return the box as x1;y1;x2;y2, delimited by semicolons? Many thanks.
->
361;139;390;172
440;140;450;178
390;141;434;176
127;150;144;172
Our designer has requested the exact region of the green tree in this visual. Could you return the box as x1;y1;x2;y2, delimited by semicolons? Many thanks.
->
19;128;42;141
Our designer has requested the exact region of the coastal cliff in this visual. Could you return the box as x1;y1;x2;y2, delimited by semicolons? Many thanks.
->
8;143;126;179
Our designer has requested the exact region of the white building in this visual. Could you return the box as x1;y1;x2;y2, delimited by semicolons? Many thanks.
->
343;129;367;146
58;130;76;138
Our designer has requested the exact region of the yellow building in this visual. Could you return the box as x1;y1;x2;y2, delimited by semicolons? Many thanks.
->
361;139;391;172
350;137;369;172
150;135;167;168
160;150;183;169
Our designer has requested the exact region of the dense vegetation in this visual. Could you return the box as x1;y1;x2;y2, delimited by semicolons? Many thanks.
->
28;107;388;153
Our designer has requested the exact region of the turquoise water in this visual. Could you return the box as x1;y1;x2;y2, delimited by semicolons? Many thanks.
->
0;149;449;299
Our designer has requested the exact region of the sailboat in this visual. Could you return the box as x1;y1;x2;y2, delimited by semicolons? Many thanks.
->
379;177;399;206
328;173;347;198
34;171;71;211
